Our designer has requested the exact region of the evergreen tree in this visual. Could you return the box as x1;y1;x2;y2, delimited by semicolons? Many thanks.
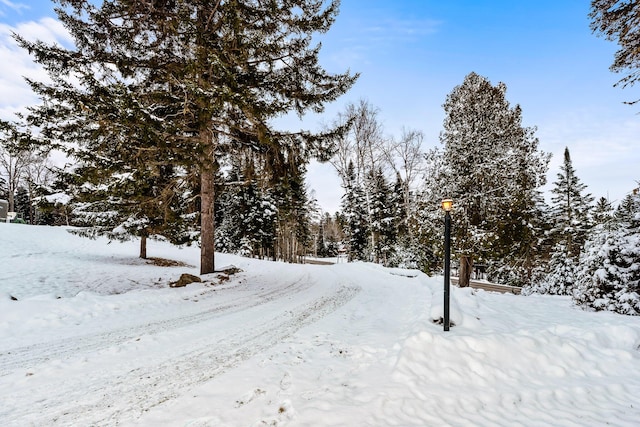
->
434;72;550;286
549;147;594;260
315;223;327;257
593;196;615;226
69;155;196;258
215;154;279;258
525;147;593;293
31;164;76;226
0;176;7;199
367;167;396;264
574;192;640;314
238;181;278;258
391;173;409;239
18;0;357;274
316;212;342;257
488;132;550;286
590;0;640;104
522;243;577;296
341;161;369;261
14;186;29;222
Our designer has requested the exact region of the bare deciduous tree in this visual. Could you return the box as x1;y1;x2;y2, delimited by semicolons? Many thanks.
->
382;127;425;230
1;120;53;222
329;99;387;187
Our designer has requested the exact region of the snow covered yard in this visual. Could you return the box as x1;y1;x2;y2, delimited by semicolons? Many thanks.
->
1;223;640;426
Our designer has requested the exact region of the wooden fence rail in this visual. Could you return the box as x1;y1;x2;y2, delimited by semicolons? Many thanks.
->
451;277;521;295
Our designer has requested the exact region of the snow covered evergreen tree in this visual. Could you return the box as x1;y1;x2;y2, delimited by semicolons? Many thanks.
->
367;168;397;264
525;148;593;294
312;212;342;258
68;155;196;258
433;72;550;286
14;186;29;222
592;196;615;226
0;176;7;199
590;0;640;105
574;192;640;315
18;0;356;273
549;147;594;260
522;243;577;296
272;167;312;263
215;178;277;258
341;161;369;261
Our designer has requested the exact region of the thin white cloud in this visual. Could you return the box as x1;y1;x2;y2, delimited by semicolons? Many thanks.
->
0;0;30;15
363;18;441;39
0;17;71;119
323;17;441;71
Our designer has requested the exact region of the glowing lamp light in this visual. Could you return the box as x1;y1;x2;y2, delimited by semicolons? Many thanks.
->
441;199;453;212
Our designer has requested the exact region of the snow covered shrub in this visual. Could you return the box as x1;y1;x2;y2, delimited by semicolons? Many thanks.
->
385;241;438;273
573;194;640;315
522;244;577;296
238;237;253;258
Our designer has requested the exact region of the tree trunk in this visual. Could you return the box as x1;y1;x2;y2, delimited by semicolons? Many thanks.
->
8;190;15;213
459;255;473;287
140;235;147;259
27;185;34;224
200;134;216;275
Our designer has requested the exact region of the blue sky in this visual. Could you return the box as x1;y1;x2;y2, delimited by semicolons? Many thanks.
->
1;1;638;213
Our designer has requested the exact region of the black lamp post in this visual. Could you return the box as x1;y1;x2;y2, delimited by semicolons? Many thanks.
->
442;199;453;331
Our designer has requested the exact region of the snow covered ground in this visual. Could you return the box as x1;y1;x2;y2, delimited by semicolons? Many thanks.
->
1;223;640;426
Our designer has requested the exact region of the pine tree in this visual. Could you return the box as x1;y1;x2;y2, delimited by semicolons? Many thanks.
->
17;0;357;274
0;176;7;199
525;147;593;293
68;152;196;258
488;128;550;286
14;186;29;222
31;164;76;226
590;0;640;104
391;173;409;239
593;196;615;226
318;212;342;257
341;161;369;261
435;72;550;286
522;243;577;295
549;147;594;260
367;167;396;264
215;153;279;258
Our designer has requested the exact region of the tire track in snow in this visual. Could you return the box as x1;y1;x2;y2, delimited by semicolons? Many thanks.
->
0;274;308;376
1;273;360;427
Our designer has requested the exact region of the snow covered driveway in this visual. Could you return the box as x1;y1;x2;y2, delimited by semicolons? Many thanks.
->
1;256;359;425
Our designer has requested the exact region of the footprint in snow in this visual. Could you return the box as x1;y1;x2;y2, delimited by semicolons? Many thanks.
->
234;388;266;408
279;372;292;390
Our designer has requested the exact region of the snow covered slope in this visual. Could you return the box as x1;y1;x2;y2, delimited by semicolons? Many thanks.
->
1;223;639;426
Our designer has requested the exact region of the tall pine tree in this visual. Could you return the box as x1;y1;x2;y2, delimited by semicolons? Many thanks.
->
549;147;594;260
434;72;550;286
18;0;357;274
341;161;369;261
